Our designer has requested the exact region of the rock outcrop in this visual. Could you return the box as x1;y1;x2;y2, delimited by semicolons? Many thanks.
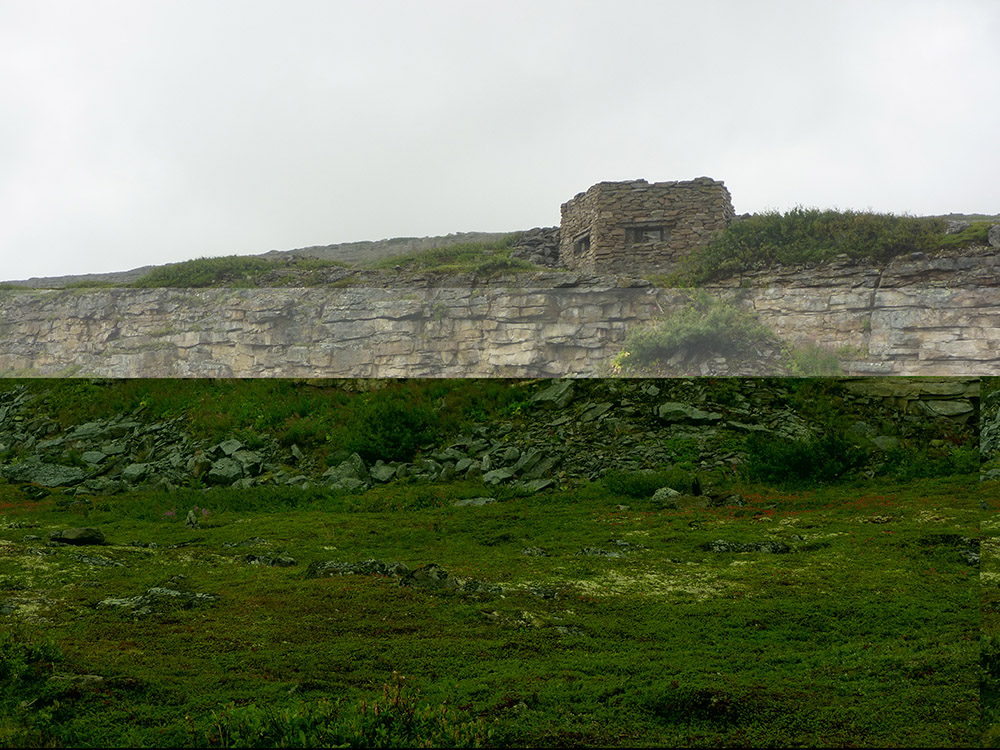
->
1;246;997;377
0;377;980;496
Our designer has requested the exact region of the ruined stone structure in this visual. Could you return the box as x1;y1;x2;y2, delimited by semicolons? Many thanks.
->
559;178;734;274
2;176;998;379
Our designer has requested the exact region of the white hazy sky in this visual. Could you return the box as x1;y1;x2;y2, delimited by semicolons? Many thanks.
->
2;0;998;281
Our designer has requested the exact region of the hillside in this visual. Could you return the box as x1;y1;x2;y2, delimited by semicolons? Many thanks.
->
4;206;998;290
0;376;989;747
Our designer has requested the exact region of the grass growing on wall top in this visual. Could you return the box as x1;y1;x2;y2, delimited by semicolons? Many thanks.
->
366;234;532;274
679;208;952;283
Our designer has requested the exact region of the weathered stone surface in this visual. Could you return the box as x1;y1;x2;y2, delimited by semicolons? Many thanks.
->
369;461;396;483
207;457;243;485
322;453;370;485
398;563;460;591
306;559;410;578
560;178;734;275
531;380;576;408
0;257;997;376
654;402;723;424
2;460;86;487
121;462;151;484
453;497;496;507
97;587;220;616
700;539;791;554
49;527;105;545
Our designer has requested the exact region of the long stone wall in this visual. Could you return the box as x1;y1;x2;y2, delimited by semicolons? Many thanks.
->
0;247;997;377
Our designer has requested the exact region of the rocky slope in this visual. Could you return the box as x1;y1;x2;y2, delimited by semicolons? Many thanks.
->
0;378;981;501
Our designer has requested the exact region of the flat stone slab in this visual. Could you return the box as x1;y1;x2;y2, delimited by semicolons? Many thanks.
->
49;527;106;545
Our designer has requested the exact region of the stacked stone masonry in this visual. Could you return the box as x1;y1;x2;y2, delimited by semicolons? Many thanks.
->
0;247;998;377
1;177;998;377
559;178;734;275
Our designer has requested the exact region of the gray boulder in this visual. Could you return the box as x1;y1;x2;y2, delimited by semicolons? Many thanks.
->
654;402;723;424
399;563;460;591
49;527;106;545
483;468;516;485
233;450;264;476
700;539;791;554
207;457;243;485
215;439;243;457
989;224;1000;249
322;453;370;486
245;554;297;567
97;587;220;616
121;463;152;484
531;380;575;409
306;559;411;578
453;497;496;507
369;461;397;483
2;460;86;487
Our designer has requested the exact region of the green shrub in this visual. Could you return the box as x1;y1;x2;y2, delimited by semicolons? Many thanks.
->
785;341;844;376
343;396;438;463
743;431;868;486
205;674;492;748
613;291;776;371
875;444;979;481
936;221;990;249
131;256;275;288
0;627;63;689
368;235;523;272
603;467;698;498
682;208;946;282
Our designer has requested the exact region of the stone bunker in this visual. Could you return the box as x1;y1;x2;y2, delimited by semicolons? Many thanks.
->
558;177;735;275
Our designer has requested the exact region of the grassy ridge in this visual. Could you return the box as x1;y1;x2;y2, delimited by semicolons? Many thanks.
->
124;235;534;288
675;209;991;284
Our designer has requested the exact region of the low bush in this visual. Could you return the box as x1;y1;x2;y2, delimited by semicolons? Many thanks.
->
874;444;979;481
603;467;698;498
785;341;844;376
682;208;946;282
612;291;776;372
131;256;275;288
343;395;439;463
368;235;524;273
743;431;868;486
205;673;492;748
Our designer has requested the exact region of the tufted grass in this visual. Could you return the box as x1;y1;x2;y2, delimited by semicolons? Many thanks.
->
0;472;983;747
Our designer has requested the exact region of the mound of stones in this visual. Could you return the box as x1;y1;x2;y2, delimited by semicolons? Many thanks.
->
0;376;979;499
48;527;106;545
509;227;561;268
97;587;221;617
305;559;503;595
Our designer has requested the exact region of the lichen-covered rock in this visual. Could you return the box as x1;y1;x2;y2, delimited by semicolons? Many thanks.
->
2;460;86;487
306;559;410;579
49;527;106;546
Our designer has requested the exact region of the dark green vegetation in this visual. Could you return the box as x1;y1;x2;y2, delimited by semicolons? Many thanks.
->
0;475;982;747
980;378;1000;747
123;235;535;289
365;234;533;275
676;208;991;284
0;378;530;469
610;292;844;377
129;255;351;289
0;377;985;746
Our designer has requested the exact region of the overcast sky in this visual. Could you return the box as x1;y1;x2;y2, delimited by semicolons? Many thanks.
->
2;0;998;281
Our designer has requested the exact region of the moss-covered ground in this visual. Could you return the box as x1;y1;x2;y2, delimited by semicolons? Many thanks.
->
0;472;984;747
